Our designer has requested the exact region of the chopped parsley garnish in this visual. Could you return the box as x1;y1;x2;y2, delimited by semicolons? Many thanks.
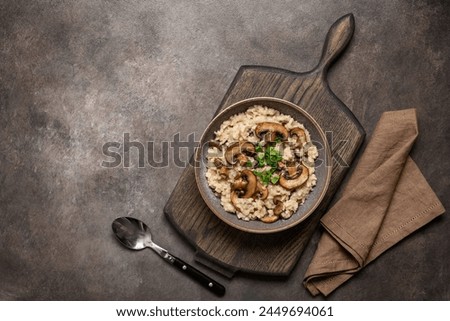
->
256;153;266;167
253;145;283;185
265;146;283;167
254;168;275;185
270;175;280;184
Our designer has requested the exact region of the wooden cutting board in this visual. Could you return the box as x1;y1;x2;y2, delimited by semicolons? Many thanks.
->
164;14;365;277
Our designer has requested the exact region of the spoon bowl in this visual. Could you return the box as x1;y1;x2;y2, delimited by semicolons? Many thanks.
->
112;216;226;296
112;217;153;250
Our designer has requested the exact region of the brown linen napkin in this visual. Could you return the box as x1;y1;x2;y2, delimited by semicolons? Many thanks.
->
303;108;445;296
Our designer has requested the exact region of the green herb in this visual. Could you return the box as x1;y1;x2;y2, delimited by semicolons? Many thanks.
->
252;144;283;185
264;146;283;167
256;153;266;167
270;175;280;184
254;169;276;186
245;160;253;167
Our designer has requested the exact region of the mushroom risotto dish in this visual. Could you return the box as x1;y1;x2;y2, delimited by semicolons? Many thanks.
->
205;105;319;223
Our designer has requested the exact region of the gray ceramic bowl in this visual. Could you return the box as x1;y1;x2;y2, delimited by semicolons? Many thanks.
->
194;97;332;234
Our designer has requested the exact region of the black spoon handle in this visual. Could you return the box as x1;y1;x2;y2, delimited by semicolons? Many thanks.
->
165;252;226;297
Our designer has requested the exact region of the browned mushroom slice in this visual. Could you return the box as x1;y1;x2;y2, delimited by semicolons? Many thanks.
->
285;161;302;179
224;142;256;165
273;195;284;216
290;127;306;148
254;182;268;200
260;215;279;223
240;142;256;155
208;140;222;150
235;154;248;166
231;174;248;191
273;195;283;203
225;142;240;164
279;164;309;190
240;169;257;198
230;170;258;212
218;167;229;179
213;158;229;179
213;158;224;168
230;191;242;212
230;169;257;198
255;122;289;142
273;204;284;216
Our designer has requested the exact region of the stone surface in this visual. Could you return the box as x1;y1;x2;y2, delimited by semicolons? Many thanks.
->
0;0;449;300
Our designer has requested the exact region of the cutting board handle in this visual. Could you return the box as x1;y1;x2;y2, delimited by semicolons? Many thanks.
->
314;13;355;73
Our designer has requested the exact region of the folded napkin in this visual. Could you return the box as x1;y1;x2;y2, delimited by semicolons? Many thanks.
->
303;108;445;296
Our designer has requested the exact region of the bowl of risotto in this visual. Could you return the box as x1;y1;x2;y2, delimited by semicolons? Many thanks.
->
194;97;331;233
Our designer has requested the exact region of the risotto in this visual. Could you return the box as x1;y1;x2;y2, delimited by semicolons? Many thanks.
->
205;105;318;223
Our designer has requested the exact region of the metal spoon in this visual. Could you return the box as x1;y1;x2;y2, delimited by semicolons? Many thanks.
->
112;216;225;296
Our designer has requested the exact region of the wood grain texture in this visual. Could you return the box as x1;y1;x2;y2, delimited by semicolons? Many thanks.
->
164;14;365;277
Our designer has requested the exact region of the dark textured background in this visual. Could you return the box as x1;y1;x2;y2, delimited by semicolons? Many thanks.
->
0;0;449;300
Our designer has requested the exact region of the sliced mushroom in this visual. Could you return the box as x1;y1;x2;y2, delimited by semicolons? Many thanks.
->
230;191;242;212
254;182;268;200
290;127;306;148
213;158;224;168
279;164;309;190
208;140;222;150
213;158;229;179
285;161;302;179
236;153;248;165
273;195;283;204
218;167;229;179
241;142;256;154
225;142;256;165
273;195;284;216
240;169;257;198
261;215;279;223
231;174;248;191
273;204;284;216
255;122;289;142
225;142;240;164
259;193;284;223
231;169;257;198
230;170;258;212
